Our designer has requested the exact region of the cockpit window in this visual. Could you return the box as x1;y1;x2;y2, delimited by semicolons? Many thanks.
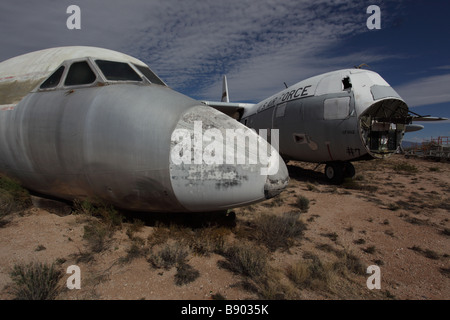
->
95;60;142;81
64;61;96;86
40;66;65;89
133;64;166;86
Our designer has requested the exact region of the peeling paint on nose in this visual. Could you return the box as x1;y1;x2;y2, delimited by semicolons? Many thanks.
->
169;105;289;212
264;154;289;199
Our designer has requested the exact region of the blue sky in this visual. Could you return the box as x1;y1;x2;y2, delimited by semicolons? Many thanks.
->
0;0;448;142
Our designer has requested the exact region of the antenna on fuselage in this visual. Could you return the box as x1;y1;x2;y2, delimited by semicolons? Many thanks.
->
354;63;370;69
284;82;288;89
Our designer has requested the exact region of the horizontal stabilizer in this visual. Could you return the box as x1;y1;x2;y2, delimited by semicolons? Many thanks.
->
405;124;424;132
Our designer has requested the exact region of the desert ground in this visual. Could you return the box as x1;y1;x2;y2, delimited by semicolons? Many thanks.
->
0;154;448;300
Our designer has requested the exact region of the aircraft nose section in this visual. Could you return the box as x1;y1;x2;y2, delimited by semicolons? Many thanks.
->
169;105;288;212
264;152;289;199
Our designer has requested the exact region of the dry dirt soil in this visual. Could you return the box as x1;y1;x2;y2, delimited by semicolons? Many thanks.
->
0;154;449;300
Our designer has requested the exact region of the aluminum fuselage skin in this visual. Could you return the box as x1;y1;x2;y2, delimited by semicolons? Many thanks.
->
240;69;409;164
0;47;289;212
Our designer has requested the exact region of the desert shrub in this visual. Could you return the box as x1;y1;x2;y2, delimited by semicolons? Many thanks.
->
148;242;189;270
409;246;441;260
119;240;148;264
83;222;112;253
187;227;228;256
341;178;379;192
286;261;310;288
321;232;338;242
334;250;366;276
253;212;306;251
296;196;310;213
289;255;333;291
9;262;62;300
0;175;32;216
362;245;377;254
220;243;268;279
393;162;418;174
126;219;145;239
174;263;200;286
73;199;123;228
388;203;400;211
147;224;171;247
289;250;365;292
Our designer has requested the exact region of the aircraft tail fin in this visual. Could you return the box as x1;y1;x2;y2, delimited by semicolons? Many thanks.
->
201;75;254;120
221;75;229;102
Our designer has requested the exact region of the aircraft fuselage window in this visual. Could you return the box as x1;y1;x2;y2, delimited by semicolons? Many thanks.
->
64;61;96;86
323;97;350;120
40;66;65;89
96;60;142;81
133;64;166;86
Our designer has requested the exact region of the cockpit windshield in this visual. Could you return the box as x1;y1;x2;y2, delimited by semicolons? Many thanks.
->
95;60;142;82
64;61;97;86
132;64;166;86
38;58;167;91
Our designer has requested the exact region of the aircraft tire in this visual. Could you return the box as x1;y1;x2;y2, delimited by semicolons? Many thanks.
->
343;162;356;178
325;162;344;184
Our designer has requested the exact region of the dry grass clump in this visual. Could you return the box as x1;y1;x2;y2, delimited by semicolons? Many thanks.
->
341;178;379;192
218;242;294;299
252;212;307;252
148;241;200;286
8;261;63;300
119;239;148;264
148;242;190;270
71;199;125;262
147;223;230;256
82;221;114;254
73;199;123;229
219;243;268;279
393;162;419;174
0;175;32;226
286;255;334;291
287;250;366;294
409;245;442;260
174;263;200;286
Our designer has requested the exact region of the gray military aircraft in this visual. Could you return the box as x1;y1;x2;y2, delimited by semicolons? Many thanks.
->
0;46;289;213
204;71;446;184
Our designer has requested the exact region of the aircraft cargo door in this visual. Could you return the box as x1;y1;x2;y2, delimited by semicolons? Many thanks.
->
272;100;310;160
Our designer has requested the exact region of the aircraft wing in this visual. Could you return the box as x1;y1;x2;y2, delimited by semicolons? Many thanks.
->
411;116;448;121
201;100;254;120
404;112;448;132
201;76;254;120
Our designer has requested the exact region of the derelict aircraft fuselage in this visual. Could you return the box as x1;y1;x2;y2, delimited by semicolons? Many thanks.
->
0;46;289;212
205;69;435;183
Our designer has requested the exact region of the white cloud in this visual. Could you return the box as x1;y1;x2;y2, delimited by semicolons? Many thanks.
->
0;0;404;102
395;73;450;107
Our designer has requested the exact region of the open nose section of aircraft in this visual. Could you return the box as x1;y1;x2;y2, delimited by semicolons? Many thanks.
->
169;105;289;212
359;97;409;159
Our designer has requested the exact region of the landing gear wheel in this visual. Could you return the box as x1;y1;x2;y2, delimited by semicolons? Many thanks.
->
325;162;344;184
343;162;355;179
